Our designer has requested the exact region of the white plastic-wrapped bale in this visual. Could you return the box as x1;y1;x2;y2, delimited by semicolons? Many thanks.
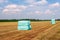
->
18;20;31;30
51;19;56;24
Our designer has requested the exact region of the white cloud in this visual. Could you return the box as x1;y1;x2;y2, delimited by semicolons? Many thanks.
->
3;4;27;14
28;5;34;7
45;9;52;14
26;0;35;4
26;0;48;9
49;2;60;8
18;5;27;10
35;11;41;14
47;2;60;15
36;0;48;5
0;0;8;3
5;4;17;8
26;0;48;5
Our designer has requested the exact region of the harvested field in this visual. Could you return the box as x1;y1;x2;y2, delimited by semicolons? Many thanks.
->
0;21;60;40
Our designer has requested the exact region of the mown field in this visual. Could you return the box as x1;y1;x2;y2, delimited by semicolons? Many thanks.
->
0;21;60;40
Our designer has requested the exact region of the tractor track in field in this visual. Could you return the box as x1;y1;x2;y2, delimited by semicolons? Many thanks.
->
13;23;59;40
11;24;54;40
14;24;55;40
31;23;60;40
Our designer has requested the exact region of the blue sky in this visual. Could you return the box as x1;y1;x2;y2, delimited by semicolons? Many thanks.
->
0;0;60;19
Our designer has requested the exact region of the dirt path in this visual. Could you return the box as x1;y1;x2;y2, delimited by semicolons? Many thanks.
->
31;23;60;40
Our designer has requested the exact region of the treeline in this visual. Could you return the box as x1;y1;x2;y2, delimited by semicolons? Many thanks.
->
0;19;18;22
0;19;60;22
56;19;60;21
